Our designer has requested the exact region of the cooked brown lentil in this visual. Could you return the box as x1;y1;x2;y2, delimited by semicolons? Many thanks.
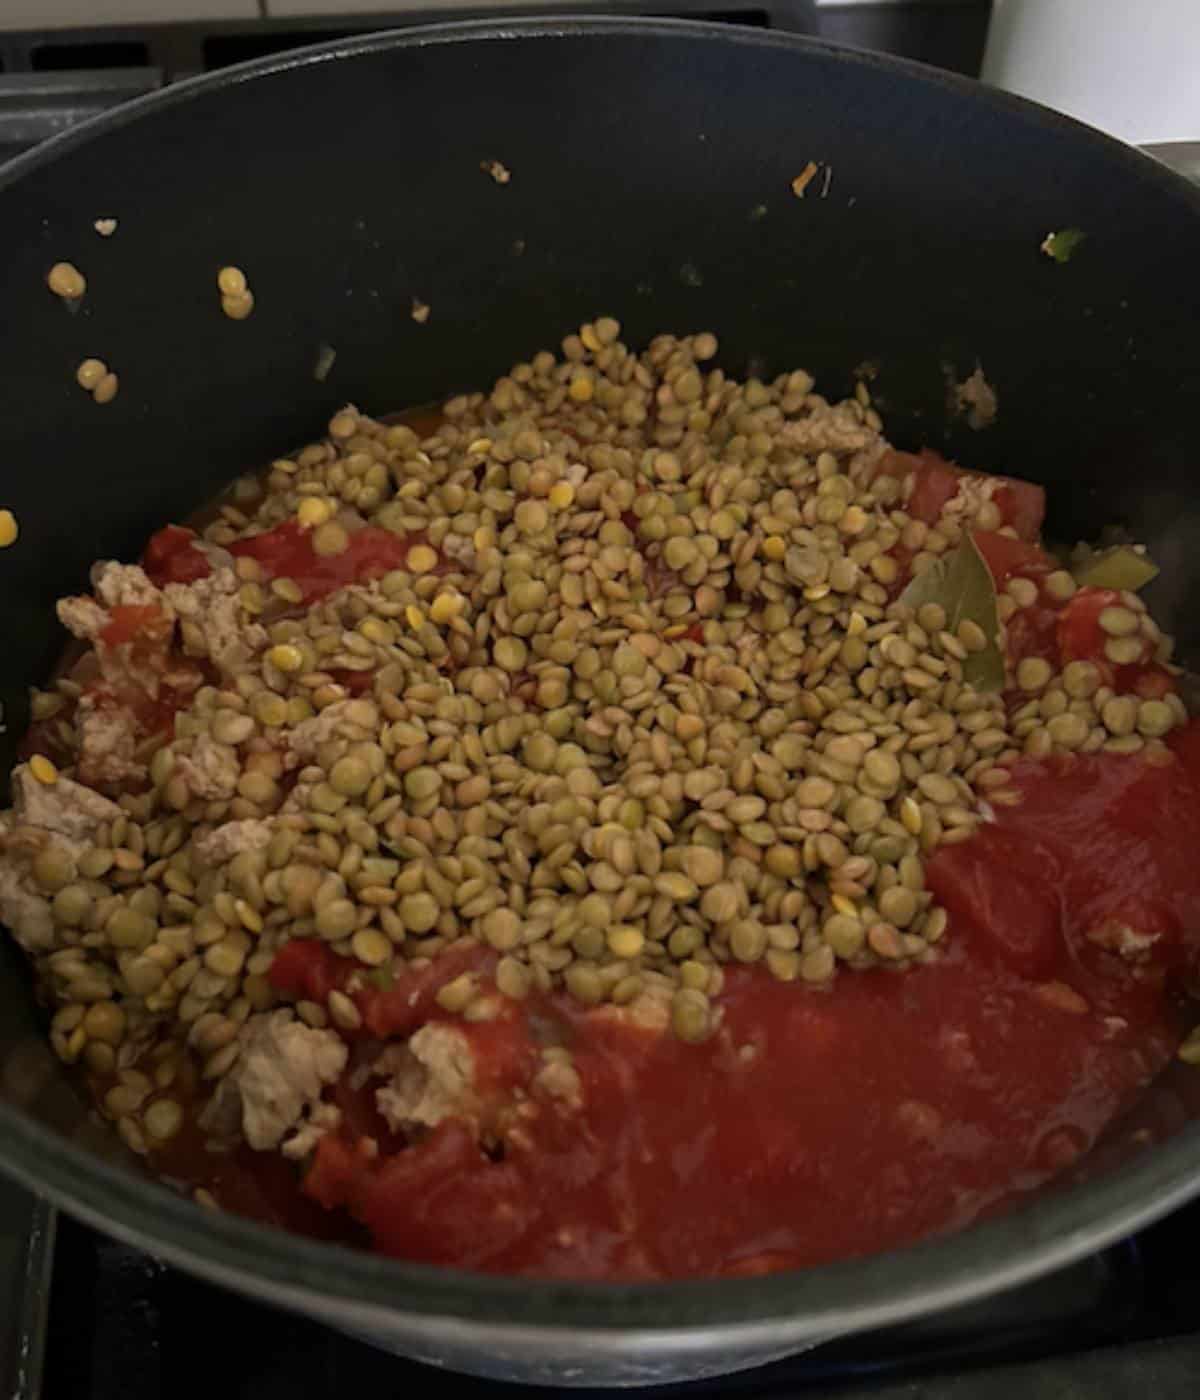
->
76;358;108;391
92;372;120;405
47;261;86;300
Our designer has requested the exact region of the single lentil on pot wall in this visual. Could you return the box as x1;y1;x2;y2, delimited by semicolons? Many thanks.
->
0;317;1197;1280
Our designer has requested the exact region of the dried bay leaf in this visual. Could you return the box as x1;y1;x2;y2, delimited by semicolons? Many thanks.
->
900;532;1004;693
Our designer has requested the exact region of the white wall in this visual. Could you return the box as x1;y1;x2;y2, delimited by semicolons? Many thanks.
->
984;0;1200;145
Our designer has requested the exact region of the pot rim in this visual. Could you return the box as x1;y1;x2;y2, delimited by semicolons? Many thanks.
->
3;13;1200;1337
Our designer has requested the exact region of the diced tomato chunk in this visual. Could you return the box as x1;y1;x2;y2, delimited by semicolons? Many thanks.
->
229;521;446;605
145;518;450;604
357;943;489;1039
353;1120;536;1265
989;479;1046;542
269;942;496;1037
268;940;350;1003
1058;587;1157;692
1004;604;1061;668
931;739;1200;982
303;1120;487;1226
80;596;204;742
904;453;962;525
142;525;211;585
329;1074;399;1147
99;603;167;649
928;825;1064;979
328;668;375;695
1170;721;1200;774
973;530;1053;587
1059;588;1123;664
875;450;1045;542
456;1013;540;1100
304;1134;362;1210
1132;666;1175;700
112;683;199;741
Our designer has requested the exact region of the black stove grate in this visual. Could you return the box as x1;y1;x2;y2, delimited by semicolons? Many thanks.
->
0;4;811;91
38;1199;1200;1400
0;4;812;166
0;3;998;169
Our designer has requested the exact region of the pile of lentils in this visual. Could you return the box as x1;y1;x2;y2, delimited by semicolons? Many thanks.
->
29;317;1187;1147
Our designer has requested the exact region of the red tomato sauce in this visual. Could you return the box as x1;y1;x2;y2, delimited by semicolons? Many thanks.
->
288;856;1185;1279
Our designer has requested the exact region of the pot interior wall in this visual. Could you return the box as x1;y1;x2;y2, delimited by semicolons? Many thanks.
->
2;26;1199;765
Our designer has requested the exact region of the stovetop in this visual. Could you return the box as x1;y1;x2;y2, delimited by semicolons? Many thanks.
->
0;1;995;168
4;6;1200;1398
30;1201;1200;1399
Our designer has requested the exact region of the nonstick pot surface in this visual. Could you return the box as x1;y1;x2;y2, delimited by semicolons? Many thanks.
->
2;15;1200;1352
